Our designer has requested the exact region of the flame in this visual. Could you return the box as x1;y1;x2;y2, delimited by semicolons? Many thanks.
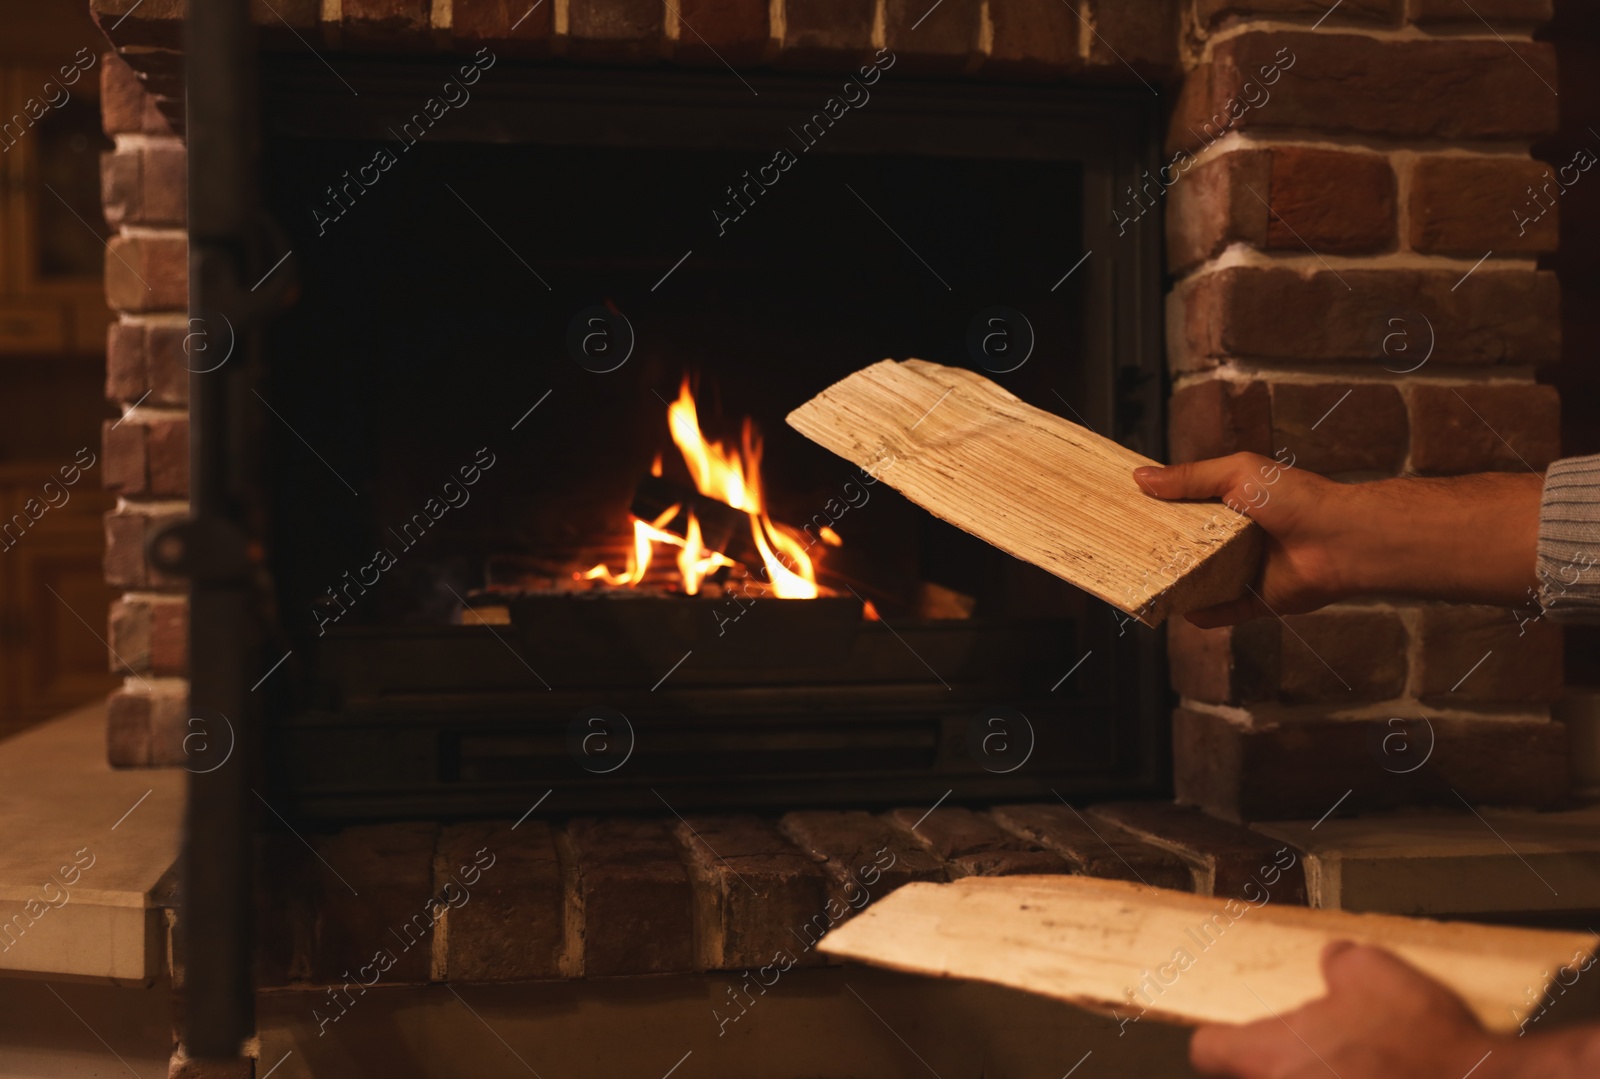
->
582;376;828;599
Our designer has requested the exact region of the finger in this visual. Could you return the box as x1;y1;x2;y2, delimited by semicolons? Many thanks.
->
1134;454;1269;502
1322;942;1481;1021
1190;1021;1292;1079
1184;594;1270;628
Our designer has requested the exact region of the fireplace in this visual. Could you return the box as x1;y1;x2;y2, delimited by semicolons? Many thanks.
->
248;60;1169;818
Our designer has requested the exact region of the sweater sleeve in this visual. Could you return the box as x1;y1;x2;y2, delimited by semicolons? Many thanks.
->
1537;454;1600;623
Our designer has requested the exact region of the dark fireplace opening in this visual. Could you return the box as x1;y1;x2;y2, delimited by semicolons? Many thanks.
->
252;61;1169;819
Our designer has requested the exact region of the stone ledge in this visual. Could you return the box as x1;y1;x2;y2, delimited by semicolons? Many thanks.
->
1253;803;1600;915
0;703;182;982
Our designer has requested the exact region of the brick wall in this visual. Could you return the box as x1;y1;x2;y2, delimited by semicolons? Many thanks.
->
91;0;1572;822
100;50;192;767
1164;0;1568;820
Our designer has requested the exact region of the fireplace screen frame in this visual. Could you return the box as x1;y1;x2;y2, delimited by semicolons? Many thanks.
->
242;57;1172;820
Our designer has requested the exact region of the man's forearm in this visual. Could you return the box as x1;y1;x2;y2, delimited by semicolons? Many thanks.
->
1328;472;1543;607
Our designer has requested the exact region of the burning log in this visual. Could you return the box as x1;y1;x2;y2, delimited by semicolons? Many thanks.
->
787;359;1262;627
629;472;749;561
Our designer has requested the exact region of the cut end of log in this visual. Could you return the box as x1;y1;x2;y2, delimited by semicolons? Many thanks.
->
787;360;1262;626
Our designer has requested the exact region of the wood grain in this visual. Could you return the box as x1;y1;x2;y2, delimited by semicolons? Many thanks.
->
786;360;1261;625
817;875;1598;1033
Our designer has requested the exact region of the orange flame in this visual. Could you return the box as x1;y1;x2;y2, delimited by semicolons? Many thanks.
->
582;376;826;598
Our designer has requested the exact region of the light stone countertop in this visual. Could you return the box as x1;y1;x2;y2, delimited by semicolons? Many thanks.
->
0;702;183;983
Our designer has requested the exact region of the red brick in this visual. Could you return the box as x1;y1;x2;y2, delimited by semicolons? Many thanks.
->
1170;266;1561;371
108;321;190;408
436;821;566;981
109;599;152;674
675;815;830;969
1087;802;1308;903
101;144;185;229
884;0;981;74
453;0;556;53
1270;383;1407;474
567;0;665;60
1196;0;1399;29
567;817;695;976
105;507;187;589
148;323;192;405
340;0;432;48
107;322;148;403
1408;382;1560;473
91;1;184;49
1085;0;1179;74
885;806;1071;878
1278;608;1408;701
1169;379;1272;463
312;823;439;984
147;417;189;497
1171;149;1421;273
101;151;141;230
107;683;187;768
1169;607;1405;704
101;51;175;137
1168;33;1558;155
673;0;769;66
103;418;148;495
149;600;187;674
983;0;1078;78
1168;618;1278;704
1408;0;1551;26
107;687;152;767
142;144;188;226
779;810;947;902
1173;707;1566;821
776;0;876;68
1417;604;1563;703
147;691;192;766
249;0;325;49
990;804;1195;889
106;235;188;313
1408;155;1559;257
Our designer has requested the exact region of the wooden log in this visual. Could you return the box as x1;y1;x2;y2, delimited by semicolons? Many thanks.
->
787;360;1263;626
816;874;1599;1033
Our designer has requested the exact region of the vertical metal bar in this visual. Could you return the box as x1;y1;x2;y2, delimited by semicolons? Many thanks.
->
182;0;259;1058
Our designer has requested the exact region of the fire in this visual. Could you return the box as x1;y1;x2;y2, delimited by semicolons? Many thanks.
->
581;377;827;599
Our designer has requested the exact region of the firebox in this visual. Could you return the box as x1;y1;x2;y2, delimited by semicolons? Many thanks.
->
248;58;1167;819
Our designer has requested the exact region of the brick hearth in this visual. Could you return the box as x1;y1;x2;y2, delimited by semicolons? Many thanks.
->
248;803;1302;989
92;3;1567;812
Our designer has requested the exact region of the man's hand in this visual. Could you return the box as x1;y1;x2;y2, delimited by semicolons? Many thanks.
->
1133;453;1543;627
1133;453;1350;627
1191;942;1500;1079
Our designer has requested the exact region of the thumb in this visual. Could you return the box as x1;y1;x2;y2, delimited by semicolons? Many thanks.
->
1135;454;1266;502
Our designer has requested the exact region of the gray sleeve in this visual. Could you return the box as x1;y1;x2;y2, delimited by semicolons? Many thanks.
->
1537;454;1600;623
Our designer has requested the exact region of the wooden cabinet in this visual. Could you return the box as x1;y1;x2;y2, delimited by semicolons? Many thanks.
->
0;464;118;737
0;60;112;356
